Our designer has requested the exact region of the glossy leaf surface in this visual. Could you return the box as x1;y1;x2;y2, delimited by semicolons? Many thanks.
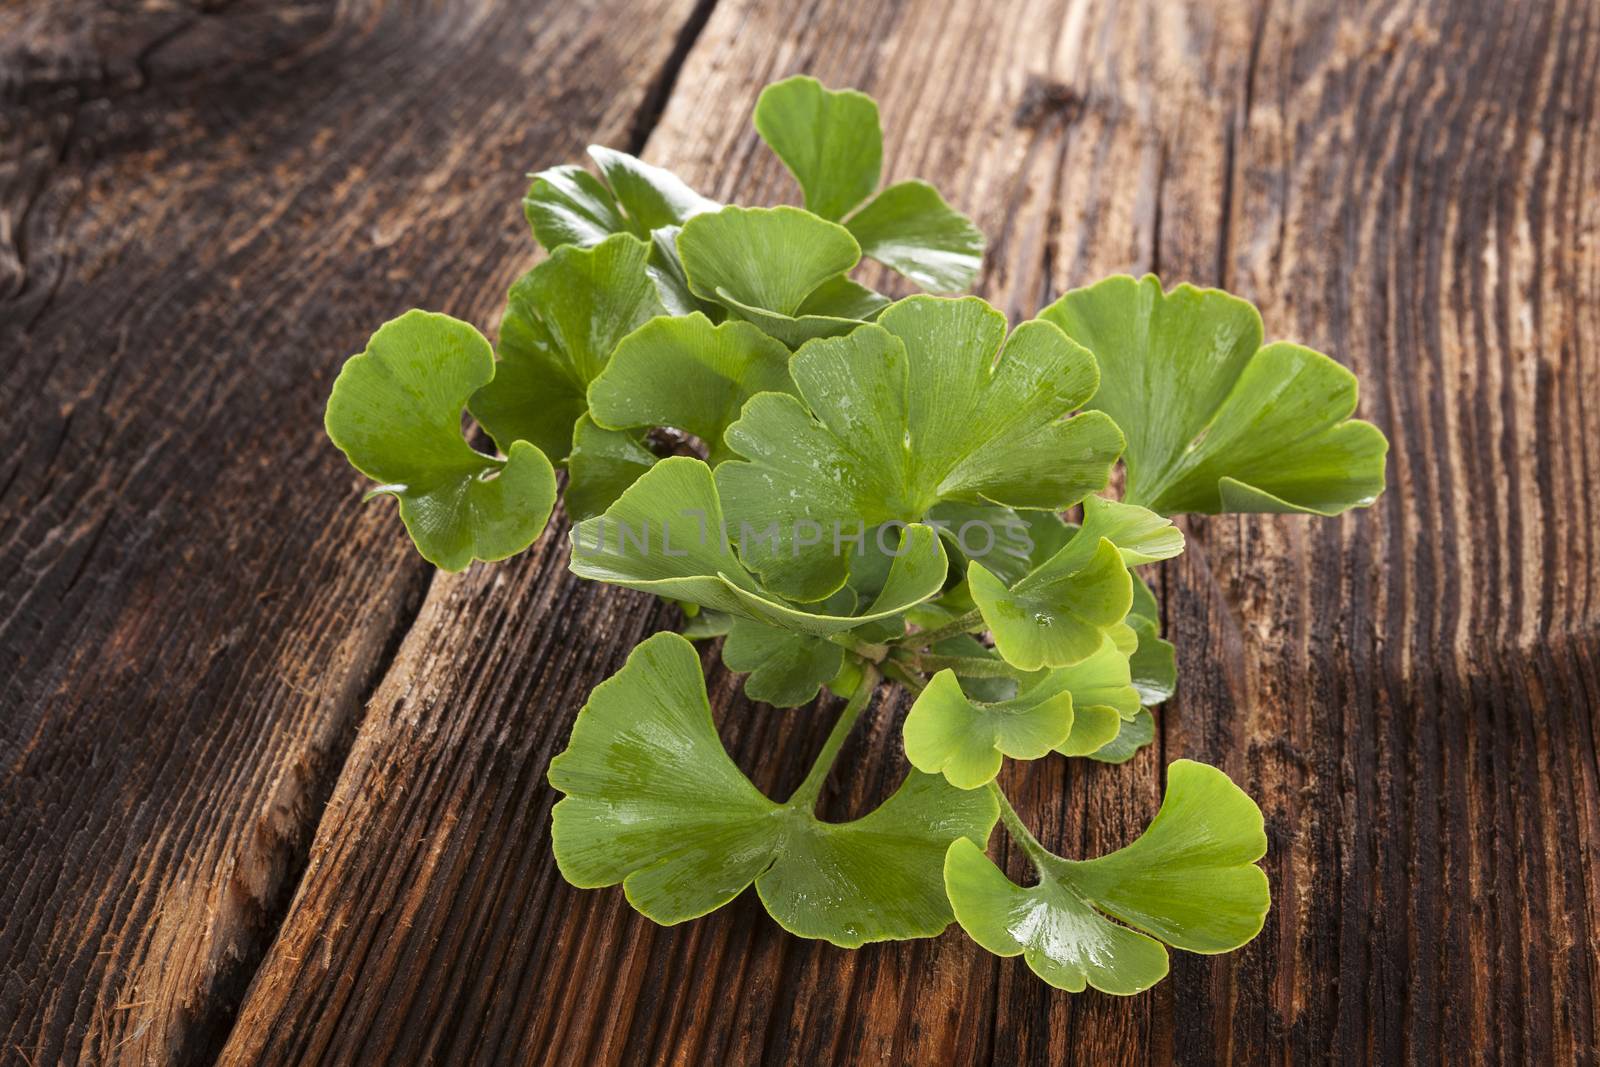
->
524;146;716;251
945;760;1269;993
678;205;859;316
587;313;794;463
845;180;984;292
969;537;1134;671
903;670;1077;789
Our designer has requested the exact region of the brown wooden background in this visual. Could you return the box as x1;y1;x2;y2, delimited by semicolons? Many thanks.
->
3;0;1598;1063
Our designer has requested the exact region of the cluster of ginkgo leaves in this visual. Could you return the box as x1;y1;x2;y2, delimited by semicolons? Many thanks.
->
323;76;1389;994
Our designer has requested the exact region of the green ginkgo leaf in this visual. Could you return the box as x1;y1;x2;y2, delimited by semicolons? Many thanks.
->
522;165;624;250
677;205;870;346
1089;708;1156;764
325;311;557;571
753;77;985;292
548;632;997;944
569;457;949;636
926;502;1038;585
722;614;846;708
1048;635;1142;723
587;313;794;463
524;146;716;251
969;537;1134;671
753;75;882;221
902;632;1138;788
944;760;1270;993
564;416;657;521
716;295;1125;601
845;180;984;292
903;669;1077;789
646;225;720;317
1053;496;1186;574
588;146;718;233
1127;612;1176;706
1039;274;1388;516
799;275;892;321
469;233;663;463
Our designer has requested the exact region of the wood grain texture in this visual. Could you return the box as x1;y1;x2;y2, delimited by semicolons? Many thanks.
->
2;0;1596;1063
0;1;705;1063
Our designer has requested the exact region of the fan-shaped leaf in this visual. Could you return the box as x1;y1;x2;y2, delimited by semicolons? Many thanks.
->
903;670;1077;789
1053;496;1185;574
549;633;997;944
1039;274;1388;515
678;205;859;315
1048;636;1141;724
717;296;1124;601
588;145;717;233
468;233;662;462
522;165;625;251
677;205;872;346
325;311;557;571
587;313;794;464
569;457;949;636
524;147;716;252
969;537;1133;671
944;760;1269;993
754;75;882;221
846;180;984;292
722;615;847;708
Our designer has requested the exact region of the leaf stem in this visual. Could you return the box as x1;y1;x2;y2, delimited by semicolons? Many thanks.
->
787;664;879;811
899;653;1024;679
987;781;1052;872
829;632;889;663
882;660;927;694
903;609;984;648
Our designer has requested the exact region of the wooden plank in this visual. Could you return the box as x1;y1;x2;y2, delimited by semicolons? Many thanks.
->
0;2;708;1063
227;0;1600;1062
1162;0;1600;1062
16;1;1581;1066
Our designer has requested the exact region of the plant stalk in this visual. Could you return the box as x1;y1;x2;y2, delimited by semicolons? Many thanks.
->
882;660;928;694
899;653;1024;679
787;664;879;810
903;609;984;648
829;632;889;663
987;780;1052;872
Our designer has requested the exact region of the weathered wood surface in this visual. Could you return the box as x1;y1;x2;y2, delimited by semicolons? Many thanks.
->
2;0;1597;1064
0;0;705;1062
